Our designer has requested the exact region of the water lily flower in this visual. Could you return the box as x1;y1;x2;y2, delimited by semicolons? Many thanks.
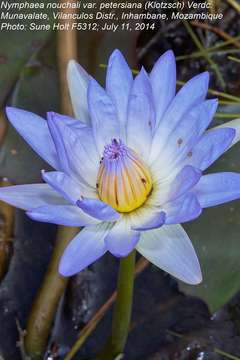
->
1;50;240;285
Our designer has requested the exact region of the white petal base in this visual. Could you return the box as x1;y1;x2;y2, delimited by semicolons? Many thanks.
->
136;224;202;285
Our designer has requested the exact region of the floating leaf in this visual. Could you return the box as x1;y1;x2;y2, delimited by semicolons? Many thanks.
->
0;0;54;107
181;135;240;312
0;41;59;184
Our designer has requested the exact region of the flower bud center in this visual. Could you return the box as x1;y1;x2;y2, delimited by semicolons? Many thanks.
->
97;139;152;213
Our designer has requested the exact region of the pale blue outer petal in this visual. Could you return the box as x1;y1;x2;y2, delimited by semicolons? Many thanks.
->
47;113;71;174
151;99;218;180
88;78;120;154
104;218;140;257
152;165;202;205
136;225;202;284
59;223;110;276
47;112;86;131
127;68;154;161
193;172;240;208
67;60;90;124
42;171;97;204
47;113;99;187
184;128;235;171
47;112;99;164
132;211;166;231
164;193;202;224
150;50;176;127
150;72;209;164
212;118;240;150
0;184;66;210
77;198;120;221
6;107;58;169
27;204;100;226
106;49;133;140
130;206;165;230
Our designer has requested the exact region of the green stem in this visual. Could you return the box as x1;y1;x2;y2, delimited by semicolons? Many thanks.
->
183;21;226;90
214;348;240;360
215;113;240;119
203;35;240;52
177;80;240;103
64;258;148;360
176;49;240;61
228;56;240;64
97;250;136;360
25;226;79;359
24;0;78;357
0;179;14;281
226;0;240;13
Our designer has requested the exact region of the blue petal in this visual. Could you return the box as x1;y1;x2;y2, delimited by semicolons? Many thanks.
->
27;204;99;226
0;184;65;210
106;49;133;140
47;112;72;174
136;224;202;284
42;171;96;204
155;165;202;205
214;118;240;149
150;71;209;163
164;193;202;224
169;166;202;201
186;128;235;171
47;111;86;131
132;210;166;231
59;223;109;276
105;219;140;257
77;198;120;221
47;112;98;187
127;67;154;161
150;50;176;127
6;107;58;169
87;78;120;154
193;172;240;208
67;60;90;124
151;99;218;180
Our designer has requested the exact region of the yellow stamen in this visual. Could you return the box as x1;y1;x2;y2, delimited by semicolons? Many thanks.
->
97;140;152;213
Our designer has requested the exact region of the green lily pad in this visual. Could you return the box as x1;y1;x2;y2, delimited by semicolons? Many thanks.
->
0;41;59;184
0;0;54;107
181;139;240;313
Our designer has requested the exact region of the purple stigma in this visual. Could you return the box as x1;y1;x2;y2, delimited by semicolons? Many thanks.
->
103;139;127;160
